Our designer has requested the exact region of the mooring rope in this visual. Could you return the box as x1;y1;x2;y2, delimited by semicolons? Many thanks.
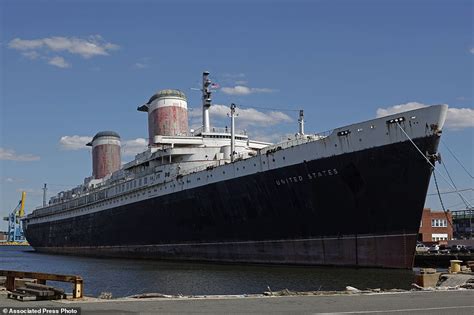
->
433;170;454;228
441;139;474;179
395;122;472;209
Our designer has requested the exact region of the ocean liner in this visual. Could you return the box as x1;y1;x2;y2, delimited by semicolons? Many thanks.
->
24;71;448;269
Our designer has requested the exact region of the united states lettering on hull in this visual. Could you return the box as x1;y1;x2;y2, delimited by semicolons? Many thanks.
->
23;72;448;269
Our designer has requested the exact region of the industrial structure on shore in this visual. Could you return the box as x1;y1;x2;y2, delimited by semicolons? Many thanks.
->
2;192;28;245
452;209;474;240
23;71;449;269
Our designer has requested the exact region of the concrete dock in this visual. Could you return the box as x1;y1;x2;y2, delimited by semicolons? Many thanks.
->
1;289;474;314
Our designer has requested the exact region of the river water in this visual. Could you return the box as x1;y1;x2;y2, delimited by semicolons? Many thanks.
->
1;246;415;298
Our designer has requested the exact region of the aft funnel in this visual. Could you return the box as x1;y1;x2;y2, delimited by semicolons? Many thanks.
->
138;89;189;145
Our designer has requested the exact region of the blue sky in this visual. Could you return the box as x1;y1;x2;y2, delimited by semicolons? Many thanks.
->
0;0;472;229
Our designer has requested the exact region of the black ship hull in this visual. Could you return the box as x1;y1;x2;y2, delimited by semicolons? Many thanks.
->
25;135;439;269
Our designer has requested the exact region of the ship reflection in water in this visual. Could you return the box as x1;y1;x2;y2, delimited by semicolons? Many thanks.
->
0;246;414;298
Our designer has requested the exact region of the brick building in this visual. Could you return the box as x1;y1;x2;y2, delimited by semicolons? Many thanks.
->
418;208;453;243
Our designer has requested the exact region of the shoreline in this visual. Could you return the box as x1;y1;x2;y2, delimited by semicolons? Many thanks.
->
2;287;474;315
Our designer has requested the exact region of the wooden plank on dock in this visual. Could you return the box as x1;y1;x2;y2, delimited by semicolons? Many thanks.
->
0;270;82;283
0;270;83;299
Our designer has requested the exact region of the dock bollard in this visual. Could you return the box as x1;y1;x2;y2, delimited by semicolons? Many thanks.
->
449;260;462;273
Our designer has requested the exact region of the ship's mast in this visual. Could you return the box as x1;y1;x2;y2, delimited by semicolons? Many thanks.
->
230;103;236;162
42;183;47;207
298;110;304;136
202;71;212;133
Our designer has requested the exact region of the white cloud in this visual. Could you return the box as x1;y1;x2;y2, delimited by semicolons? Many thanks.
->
8;35;119;67
190;105;292;127
9;35;118;58
376;102;474;130
134;62;147;69
376;102;427;117
131;57;152;70
221;86;252;95
59;135;92;150
48;56;70;68
9;38;43;50
221;85;277;95
192;104;292;127
21;51;39;59
189;105;291;143
0;148;40;161
188;108;202;119
218;73;248;86
250;131;285;143
4;177;23;183
3;177;25;183
132;57;151;70
444;107;474;130
122;138;148;157
470;47;474;54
